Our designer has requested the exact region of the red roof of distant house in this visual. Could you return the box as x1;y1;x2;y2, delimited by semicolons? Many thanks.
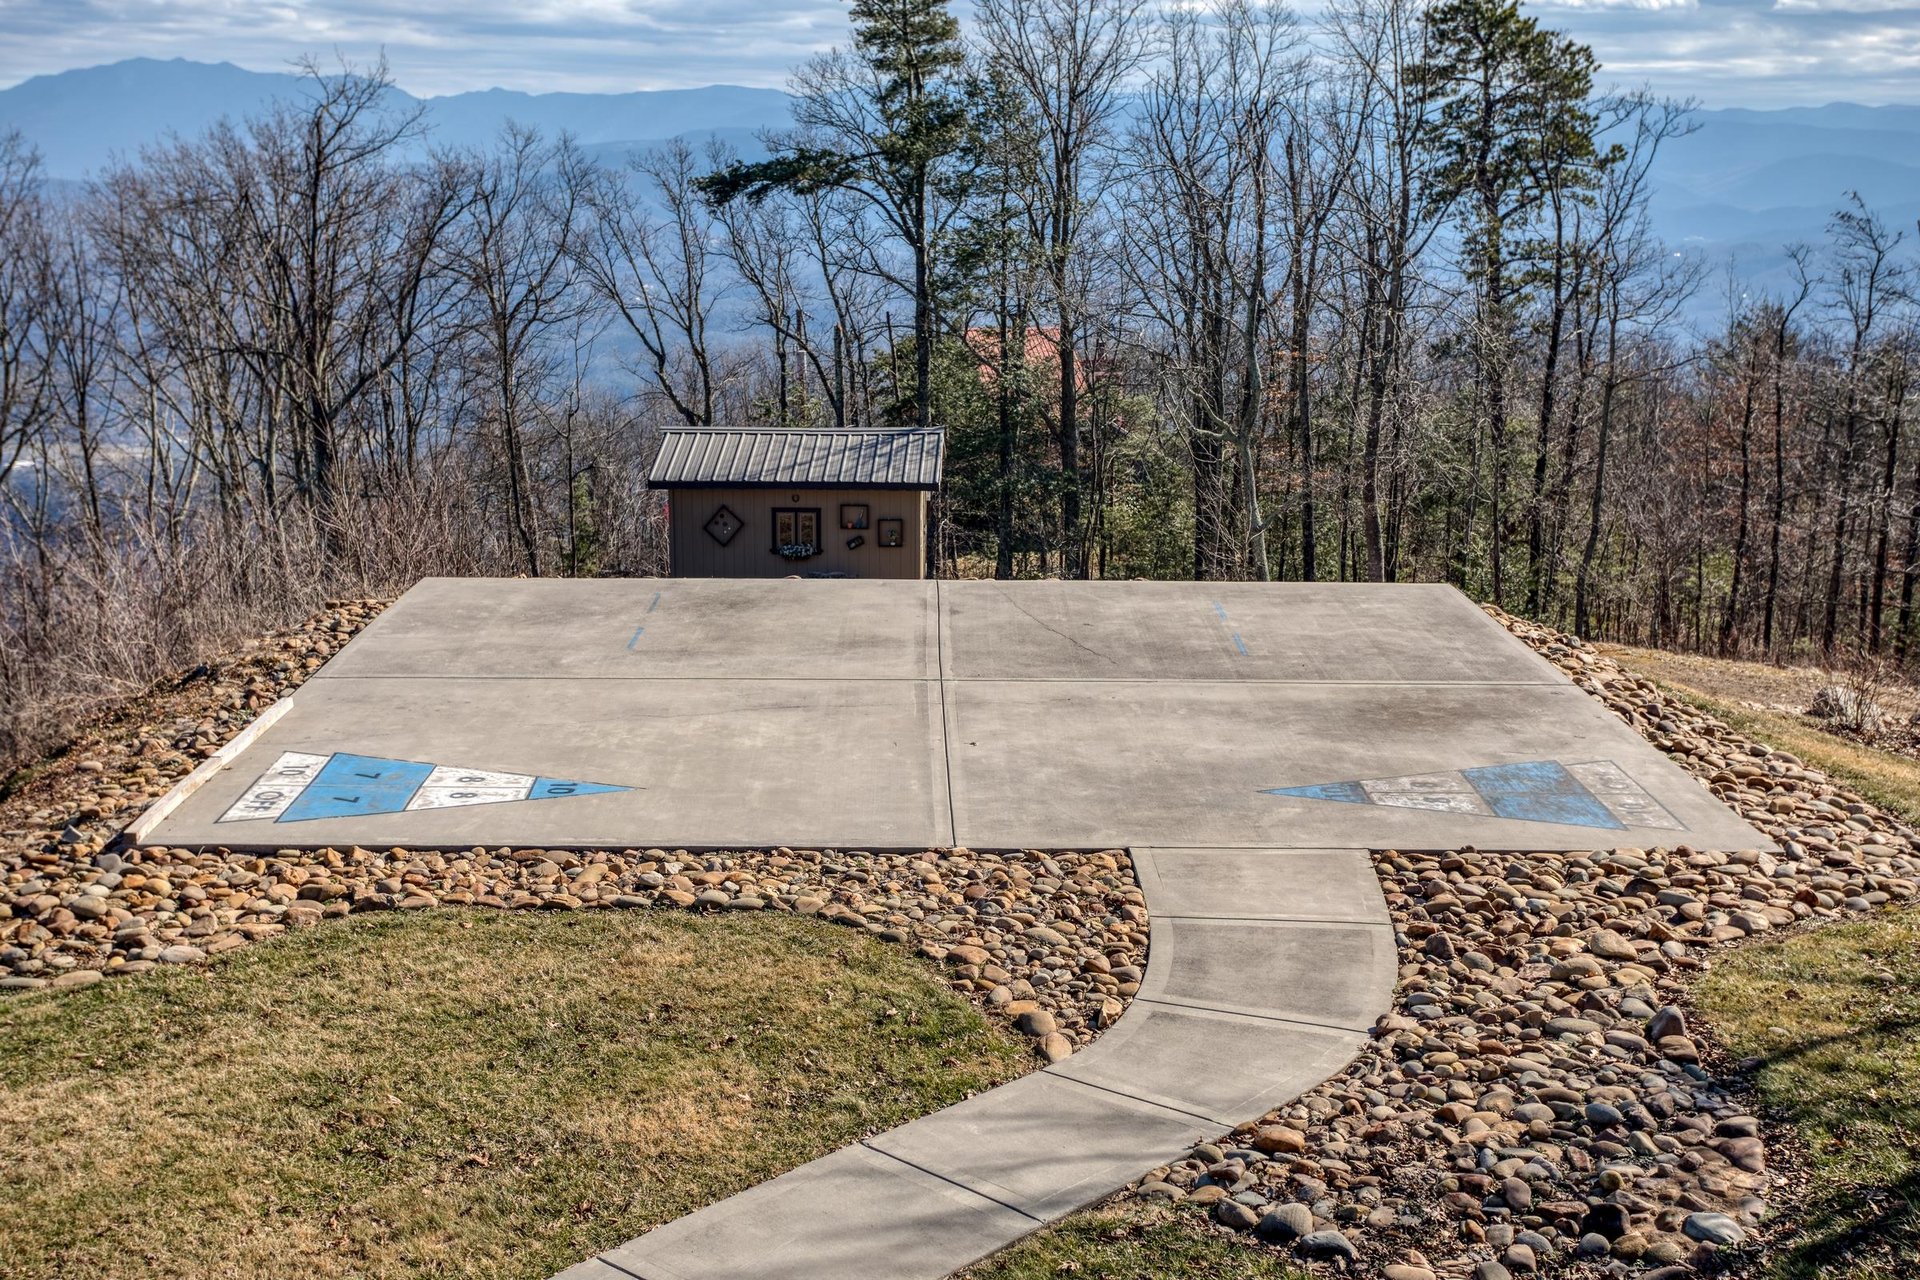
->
965;325;1097;394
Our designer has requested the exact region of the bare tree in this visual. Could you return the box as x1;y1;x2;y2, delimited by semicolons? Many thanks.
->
1818;195;1911;653
1121;0;1302;580
977;0;1145;576
0;130;52;497
450;126;590;576
579;138;728;427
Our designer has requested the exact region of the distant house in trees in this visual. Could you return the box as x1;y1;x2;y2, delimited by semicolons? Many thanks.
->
649;427;945;579
965;326;1101;396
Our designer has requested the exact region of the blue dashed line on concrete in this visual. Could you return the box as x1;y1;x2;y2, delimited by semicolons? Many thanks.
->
1213;602;1247;655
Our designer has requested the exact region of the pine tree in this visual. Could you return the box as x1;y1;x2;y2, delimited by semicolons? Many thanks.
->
1410;0;1612;604
700;0;973;434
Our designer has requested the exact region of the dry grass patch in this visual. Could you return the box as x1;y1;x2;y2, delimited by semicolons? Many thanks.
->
1604;645;1920;821
0;908;1029;1280
1594;644;1919;719
962;1203;1310;1279
1696;906;1920;1279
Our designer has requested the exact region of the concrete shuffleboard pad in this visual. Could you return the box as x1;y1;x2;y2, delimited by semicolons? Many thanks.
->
141;578;1770;853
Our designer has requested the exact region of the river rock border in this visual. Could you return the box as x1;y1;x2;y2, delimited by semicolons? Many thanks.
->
1119;609;1920;1278
6;838;1145;1062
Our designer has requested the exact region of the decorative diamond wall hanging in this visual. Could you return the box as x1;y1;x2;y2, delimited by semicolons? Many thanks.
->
704;504;742;546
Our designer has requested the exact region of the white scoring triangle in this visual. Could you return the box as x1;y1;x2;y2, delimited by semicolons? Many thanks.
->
422;765;536;790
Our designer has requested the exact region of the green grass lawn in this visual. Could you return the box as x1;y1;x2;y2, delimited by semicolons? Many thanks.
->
1605;646;1920;1279
961;1204;1306;1279
0;908;1029;1280
1696;908;1920;1280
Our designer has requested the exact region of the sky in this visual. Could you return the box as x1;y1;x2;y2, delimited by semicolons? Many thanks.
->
1;0;1917;107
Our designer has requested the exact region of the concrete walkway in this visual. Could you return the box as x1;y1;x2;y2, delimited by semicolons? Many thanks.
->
556;846;1397;1280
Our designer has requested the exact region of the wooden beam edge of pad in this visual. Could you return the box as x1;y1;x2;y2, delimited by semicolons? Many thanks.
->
122;697;296;846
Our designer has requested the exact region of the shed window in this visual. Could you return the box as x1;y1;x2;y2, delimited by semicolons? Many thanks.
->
772;507;821;553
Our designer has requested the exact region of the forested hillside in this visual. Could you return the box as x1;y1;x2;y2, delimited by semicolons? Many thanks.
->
2;0;1917;769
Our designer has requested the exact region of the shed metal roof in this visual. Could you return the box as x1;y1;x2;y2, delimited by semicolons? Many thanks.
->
647;427;945;490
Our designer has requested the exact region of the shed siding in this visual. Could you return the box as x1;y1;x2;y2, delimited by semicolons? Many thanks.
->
667;486;929;579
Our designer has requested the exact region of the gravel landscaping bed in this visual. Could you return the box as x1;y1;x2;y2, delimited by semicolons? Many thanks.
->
1119;608;1920;1278
3;840;1145;1059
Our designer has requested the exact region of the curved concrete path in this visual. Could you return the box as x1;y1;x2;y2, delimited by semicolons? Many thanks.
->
555;846;1397;1280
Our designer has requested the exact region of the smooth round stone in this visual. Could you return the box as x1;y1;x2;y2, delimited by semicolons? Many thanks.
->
1296;1230;1357;1262
1013;1008;1056;1037
1683;1212;1747;1245
1256;1202;1314;1242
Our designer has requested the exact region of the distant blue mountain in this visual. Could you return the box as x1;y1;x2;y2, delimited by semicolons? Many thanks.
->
2;59;1917;323
1636;102;1920;322
0;57;791;176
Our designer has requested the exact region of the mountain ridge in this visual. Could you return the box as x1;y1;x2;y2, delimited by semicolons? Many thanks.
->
3;57;1916;319
0;57;792;175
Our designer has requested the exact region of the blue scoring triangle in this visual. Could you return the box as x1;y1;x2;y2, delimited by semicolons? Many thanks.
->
529;778;630;801
281;753;434;822
1461;761;1624;830
1261;780;1371;805
272;754;630;822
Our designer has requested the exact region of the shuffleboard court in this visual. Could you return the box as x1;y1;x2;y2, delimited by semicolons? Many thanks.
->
317;576;940;681
943;680;1732;850
140;578;1771;853
938;580;1556;683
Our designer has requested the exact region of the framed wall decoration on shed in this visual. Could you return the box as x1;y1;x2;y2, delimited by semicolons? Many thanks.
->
703;504;742;546
877;517;904;548
839;503;870;530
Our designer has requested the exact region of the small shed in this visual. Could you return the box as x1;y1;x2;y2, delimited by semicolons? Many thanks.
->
649;426;945;579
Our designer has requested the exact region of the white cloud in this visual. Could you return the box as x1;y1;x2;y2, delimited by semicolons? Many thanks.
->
3;0;1920;107
1773;0;1920;12
1531;0;1699;11
0;0;852;95
1548;0;1920;105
